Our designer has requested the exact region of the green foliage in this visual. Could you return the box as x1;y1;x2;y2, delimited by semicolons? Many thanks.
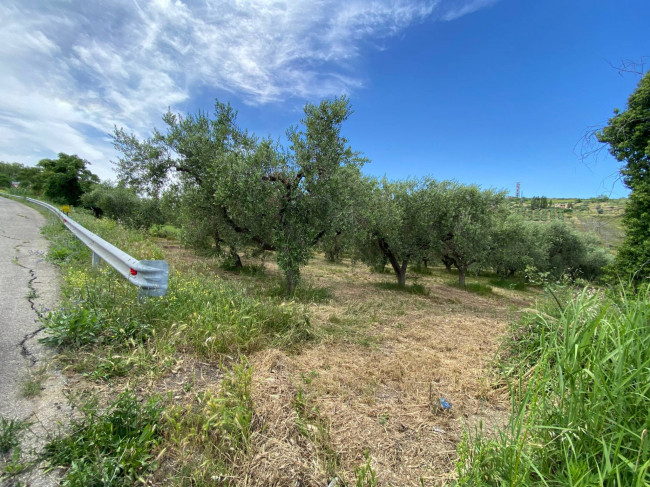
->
0;161;41;192
37;153;99;205
529;195;551;209
489;215;548;278
356;177;450;286
0;418;27;455
440;185;508;286
0;173;10;188
81;183;164;229
148;224;181;240
544;220;612;281
457;285;650;485
114;97;364;294
598;72;650;282
44;391;163;486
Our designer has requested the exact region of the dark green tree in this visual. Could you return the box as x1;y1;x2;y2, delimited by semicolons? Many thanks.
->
37;153;99;205
598;72;650;282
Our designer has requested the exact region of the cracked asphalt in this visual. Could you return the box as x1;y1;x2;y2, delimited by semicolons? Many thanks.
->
0;196;70;486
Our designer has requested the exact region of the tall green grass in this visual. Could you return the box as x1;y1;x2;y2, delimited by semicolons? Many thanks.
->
457;285;650;486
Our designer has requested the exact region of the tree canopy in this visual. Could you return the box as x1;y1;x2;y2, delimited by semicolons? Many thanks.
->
113;97;365;293
37;153;99;205
598;71;650;282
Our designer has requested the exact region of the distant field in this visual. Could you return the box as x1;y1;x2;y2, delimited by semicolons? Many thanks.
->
510;197;626;251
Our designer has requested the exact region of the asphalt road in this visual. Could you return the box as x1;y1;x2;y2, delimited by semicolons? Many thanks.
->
0;196;69;486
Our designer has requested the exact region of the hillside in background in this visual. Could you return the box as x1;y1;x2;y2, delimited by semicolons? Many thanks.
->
511;197;626;251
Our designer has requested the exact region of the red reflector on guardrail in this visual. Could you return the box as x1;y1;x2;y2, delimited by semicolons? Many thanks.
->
130;268;137;275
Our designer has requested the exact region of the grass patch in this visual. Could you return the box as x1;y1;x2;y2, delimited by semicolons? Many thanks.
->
44;391;163;486
221;261;267;277
321;313;378;347
149;224;181;240
374;282;429;295
159;360;253;483
40;210;313;360
0;418;27;455
488;278;527;291
21;366;48;398
266;280;334;303
293;386;340;479
449;282;493;295
457;284;650;485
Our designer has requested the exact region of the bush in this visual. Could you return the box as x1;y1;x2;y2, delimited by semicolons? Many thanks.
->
81;184;164;229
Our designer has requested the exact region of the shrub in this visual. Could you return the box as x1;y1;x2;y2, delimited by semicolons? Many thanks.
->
81;184;164;229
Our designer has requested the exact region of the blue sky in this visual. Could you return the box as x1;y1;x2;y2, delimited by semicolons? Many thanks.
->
1;0;648;198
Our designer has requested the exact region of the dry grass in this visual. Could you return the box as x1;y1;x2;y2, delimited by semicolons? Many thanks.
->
58;240;528;485
142;248;524;486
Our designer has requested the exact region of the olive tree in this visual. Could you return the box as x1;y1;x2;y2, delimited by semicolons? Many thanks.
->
489;215;549;278
438;185;507;286
113;97;363;294
356;178;448;286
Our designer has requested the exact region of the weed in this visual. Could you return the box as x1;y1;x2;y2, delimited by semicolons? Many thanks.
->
0;418;27;455
354;452;378;487
202;360;253;454
21;367;47;398
85;352;140;382
292;386;340;478
221;260;266;277
266;280;334;302
169;272;313;357
148;224;181;240
159;360;254;483
44;391;162;486
2;448;28;477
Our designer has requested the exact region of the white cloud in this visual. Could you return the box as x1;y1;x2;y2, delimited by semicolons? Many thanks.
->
0;0;497;179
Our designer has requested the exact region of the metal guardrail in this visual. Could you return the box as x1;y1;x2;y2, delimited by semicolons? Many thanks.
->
2;194;169;297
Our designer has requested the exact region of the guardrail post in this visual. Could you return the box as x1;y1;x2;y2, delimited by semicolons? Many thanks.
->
92;251;101;267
